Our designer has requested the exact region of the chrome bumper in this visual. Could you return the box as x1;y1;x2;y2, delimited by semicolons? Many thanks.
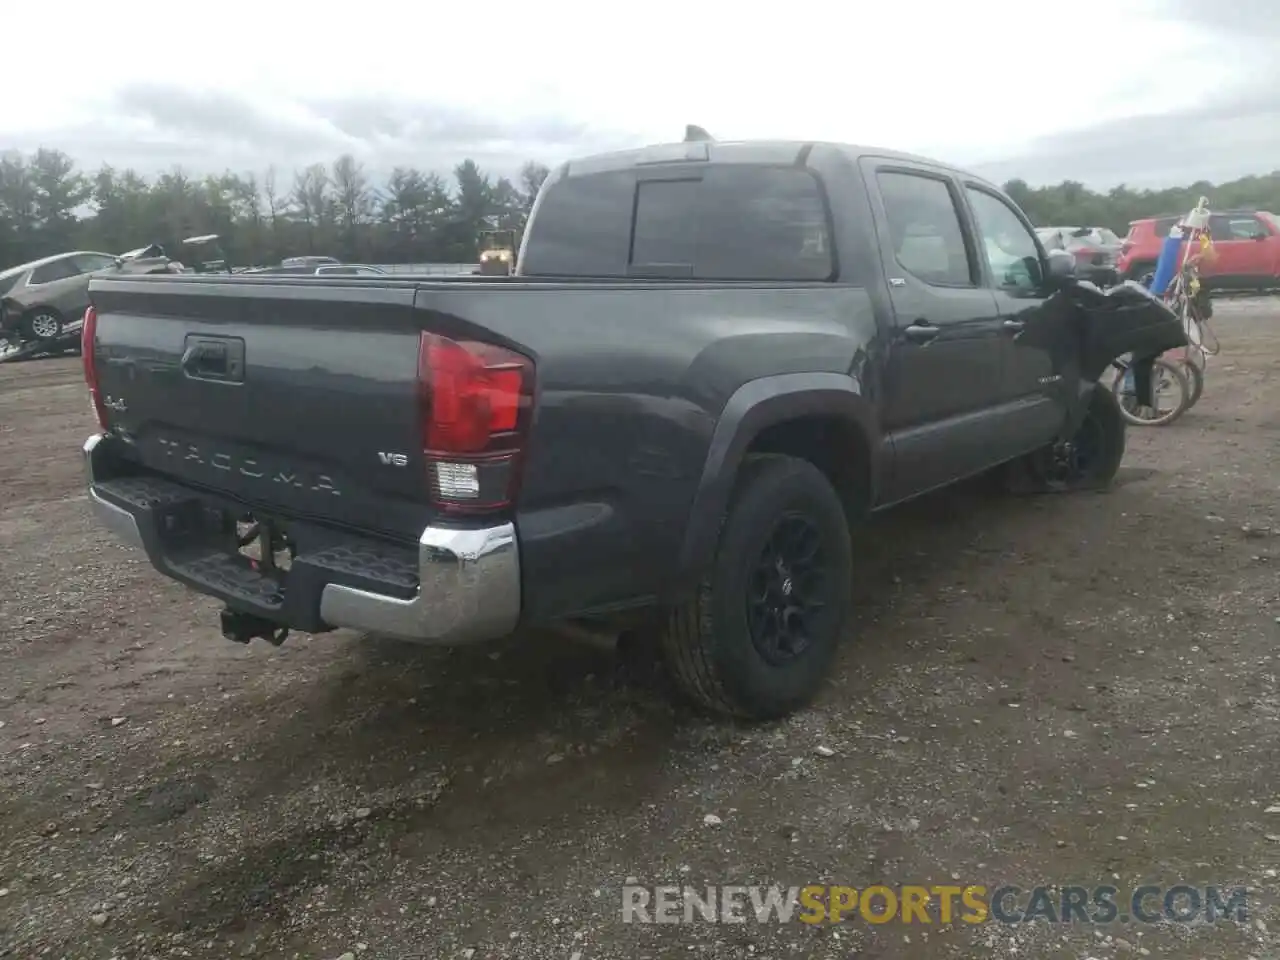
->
318;525;520;644
83;434;521;645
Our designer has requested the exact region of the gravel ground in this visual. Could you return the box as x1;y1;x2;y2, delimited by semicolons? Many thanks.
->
2;302;1279;960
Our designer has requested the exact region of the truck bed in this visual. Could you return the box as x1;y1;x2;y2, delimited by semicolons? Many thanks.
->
86;272;876;628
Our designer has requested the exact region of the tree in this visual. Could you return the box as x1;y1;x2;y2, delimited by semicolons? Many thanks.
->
331;154;375;261
290;163;331;254
4;143;1277;273
519;161;550;215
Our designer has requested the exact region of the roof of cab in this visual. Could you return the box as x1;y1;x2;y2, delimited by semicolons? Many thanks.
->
562;139;993;186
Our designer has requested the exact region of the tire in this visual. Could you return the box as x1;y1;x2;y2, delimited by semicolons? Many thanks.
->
660;454;853;720
1111;357;1190;427
1014;383;1127;493
22;308;63;342
1180;359;1204;410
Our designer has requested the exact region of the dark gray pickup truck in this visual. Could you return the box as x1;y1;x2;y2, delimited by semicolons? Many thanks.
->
81;137;1185;719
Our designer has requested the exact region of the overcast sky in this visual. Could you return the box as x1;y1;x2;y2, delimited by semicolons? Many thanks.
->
3;0;1277;190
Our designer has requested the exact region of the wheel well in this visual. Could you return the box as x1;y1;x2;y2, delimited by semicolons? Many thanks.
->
23;305;63;320
745;415;872;524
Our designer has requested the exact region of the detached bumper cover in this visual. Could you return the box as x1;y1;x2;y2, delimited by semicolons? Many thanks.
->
83;434;521;644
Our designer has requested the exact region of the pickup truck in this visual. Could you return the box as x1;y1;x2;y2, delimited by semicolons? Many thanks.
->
81;137;1185;719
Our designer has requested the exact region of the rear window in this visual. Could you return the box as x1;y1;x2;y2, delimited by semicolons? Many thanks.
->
521;164;834;281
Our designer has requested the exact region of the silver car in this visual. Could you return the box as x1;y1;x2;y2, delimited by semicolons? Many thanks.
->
0;250;175;346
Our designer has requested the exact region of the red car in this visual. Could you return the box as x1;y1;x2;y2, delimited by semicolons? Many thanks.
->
1118;209;1280;292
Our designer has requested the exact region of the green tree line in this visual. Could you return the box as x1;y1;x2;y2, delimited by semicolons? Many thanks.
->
1004;171;1280;234
2;146;1278;271
0;148;551;270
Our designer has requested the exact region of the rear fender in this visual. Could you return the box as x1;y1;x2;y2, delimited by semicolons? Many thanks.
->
675;372;878;586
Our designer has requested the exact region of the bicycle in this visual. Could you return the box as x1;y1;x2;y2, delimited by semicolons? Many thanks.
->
1157;220;1221;411
1109;353;1191;427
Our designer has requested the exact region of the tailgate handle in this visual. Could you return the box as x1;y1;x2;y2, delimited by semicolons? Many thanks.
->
181;335;245;383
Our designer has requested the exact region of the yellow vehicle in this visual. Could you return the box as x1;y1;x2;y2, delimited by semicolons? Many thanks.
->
478;229;517;276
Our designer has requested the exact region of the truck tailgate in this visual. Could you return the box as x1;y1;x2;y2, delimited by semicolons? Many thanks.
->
90;277;432;540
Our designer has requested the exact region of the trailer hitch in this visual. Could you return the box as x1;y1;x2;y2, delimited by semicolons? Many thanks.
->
220;608;289;646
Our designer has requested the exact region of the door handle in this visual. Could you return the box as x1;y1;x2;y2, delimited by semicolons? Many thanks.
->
903;322;939;343
181;343;225;374
1002;319;1026;334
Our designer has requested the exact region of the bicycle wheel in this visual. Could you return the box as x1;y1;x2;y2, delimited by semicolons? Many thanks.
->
1111;357;1191;426
1180;358;1204;410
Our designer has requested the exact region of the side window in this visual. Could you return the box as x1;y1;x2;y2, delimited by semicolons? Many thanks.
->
71;254;118;274
1213;215;1268;240
965;187;1045;292
27;258;80;285
876;172;973;286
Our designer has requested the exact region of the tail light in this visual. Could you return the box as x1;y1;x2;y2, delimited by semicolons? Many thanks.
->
417;332;534;513
82;306;107;430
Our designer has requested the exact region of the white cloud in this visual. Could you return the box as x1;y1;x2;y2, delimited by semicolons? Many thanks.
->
3;0;1276;187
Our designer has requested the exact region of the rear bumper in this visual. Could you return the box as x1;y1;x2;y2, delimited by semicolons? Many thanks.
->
83;434;521;644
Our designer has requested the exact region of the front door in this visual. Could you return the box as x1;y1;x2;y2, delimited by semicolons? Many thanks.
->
863;162;1006;504
961;183;1074;458
1207;214;1273;288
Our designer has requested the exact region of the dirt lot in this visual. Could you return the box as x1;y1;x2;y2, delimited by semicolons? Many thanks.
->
2;303;1280;960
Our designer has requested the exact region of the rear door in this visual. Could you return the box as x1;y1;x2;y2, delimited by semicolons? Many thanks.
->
861;161;1005;501
961;182;1074;457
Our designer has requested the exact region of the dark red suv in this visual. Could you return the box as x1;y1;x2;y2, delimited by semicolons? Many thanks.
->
1118;209;1280;292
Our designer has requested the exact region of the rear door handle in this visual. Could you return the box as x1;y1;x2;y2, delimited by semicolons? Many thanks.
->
903;322;940;343
1002;319;1026;334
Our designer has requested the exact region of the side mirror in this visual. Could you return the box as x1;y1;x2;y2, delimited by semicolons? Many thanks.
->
1046;249;1077;285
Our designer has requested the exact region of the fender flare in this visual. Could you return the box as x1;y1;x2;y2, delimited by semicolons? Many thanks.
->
674;372;879;585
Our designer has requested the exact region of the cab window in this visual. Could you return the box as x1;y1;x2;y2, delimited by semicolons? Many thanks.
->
965;187;1044;292
876;171;974;287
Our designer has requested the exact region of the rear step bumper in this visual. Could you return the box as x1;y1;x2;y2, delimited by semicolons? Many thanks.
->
83;434;521;644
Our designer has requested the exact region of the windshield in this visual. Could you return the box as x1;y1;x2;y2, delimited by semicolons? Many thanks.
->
0;269;25;296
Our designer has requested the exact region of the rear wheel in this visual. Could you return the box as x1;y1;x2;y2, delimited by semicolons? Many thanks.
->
660;454;853;719
22;309;63;342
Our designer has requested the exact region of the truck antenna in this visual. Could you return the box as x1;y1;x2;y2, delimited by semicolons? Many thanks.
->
684;124;714;142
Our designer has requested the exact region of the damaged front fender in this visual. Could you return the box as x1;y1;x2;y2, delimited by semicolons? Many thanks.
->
1022;280;1189;436
1070;280;1188;390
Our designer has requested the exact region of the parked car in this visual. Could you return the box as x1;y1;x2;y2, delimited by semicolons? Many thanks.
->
1118;209;1280;291
1036;226;1122;286
0;250;176;350
280;255;341;268
240;263;386;277
315;264;385;276
80;136;1184;720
